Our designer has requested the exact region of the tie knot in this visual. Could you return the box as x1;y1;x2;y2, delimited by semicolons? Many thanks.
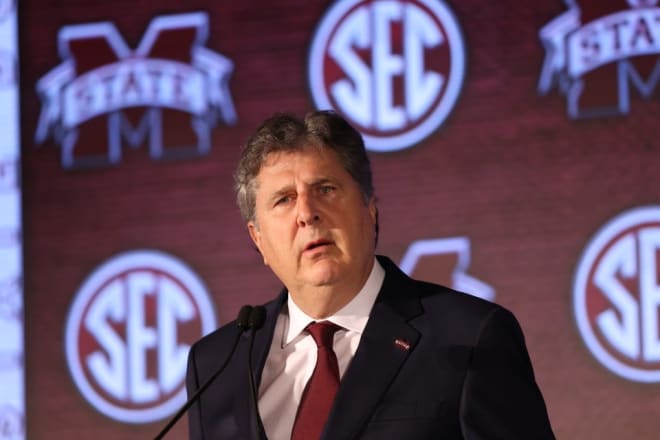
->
306;321;340;348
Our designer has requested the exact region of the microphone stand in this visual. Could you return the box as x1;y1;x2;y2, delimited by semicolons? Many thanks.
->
247;306;268;440
153;305;253;440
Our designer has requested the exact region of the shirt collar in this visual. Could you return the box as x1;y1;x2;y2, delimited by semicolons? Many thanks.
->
284;258;385;345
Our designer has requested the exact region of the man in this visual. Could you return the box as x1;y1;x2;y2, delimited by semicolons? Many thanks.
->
186;110;555;439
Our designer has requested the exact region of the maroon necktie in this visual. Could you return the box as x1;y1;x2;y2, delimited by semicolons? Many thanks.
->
291;321;341;440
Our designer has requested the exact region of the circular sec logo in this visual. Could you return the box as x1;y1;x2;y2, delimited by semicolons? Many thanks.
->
574;206;660;382
65;250;217;423
308;0;466;152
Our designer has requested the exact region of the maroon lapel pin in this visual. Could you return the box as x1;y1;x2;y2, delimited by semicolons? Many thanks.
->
394;338;411;352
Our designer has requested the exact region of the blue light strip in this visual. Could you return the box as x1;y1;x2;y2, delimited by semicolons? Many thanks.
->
0;0;24;438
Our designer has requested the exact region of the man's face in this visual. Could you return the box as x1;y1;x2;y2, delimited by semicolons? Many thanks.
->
248;147;377;298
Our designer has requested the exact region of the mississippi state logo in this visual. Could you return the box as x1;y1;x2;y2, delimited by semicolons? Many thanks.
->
574;206;660;382
539;0;660;118
308;0;466;152
399;237;494;300
65;250;216;423
35;12;236;169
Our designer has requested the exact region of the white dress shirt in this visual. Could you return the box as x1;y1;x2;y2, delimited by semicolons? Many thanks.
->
257;259;385;440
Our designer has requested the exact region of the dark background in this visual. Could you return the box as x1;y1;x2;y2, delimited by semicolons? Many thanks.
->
19;0;660;438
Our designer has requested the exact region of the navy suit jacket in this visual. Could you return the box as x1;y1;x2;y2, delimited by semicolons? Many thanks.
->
186;256;555;439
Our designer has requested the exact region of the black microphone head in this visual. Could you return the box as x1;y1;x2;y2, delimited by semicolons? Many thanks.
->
248;306;267;330
236;305;253;330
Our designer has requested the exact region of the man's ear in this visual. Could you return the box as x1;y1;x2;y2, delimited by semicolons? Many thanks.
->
368;197;379;248
248;222;268;265
368;197;377;225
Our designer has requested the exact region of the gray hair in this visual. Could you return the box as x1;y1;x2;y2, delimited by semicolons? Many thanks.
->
234;110;375;223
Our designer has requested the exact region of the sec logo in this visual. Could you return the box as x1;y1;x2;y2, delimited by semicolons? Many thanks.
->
65;250;216;423
308;0;466;152
574;206;660;382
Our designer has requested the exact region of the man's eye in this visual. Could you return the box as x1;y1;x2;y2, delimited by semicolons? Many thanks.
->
320;185;335;194
274;196;291;206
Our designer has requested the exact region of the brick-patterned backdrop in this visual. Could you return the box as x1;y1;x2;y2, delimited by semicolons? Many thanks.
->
19;0;660;438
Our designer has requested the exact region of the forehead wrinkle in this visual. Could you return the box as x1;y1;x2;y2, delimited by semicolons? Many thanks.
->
271;175;339;196
255;148;346;201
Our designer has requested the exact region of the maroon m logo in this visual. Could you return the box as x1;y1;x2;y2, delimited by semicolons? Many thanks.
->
36;12;235;169
539;0;660;118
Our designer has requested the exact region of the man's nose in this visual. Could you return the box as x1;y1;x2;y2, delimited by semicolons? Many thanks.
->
296;194;320;227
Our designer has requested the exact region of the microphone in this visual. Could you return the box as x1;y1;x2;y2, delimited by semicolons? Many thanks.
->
153;305;254;440
249;305;266;331
237;305;253;330
247;306;267;440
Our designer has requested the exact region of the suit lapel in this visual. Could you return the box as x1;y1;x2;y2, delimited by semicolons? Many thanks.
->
240;291;286;440
248;290;287;385
323;258;423;440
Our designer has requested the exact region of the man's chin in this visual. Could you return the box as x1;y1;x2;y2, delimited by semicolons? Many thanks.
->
304;260;342;286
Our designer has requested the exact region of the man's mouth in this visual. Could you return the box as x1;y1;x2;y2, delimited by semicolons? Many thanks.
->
304;239;333;252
